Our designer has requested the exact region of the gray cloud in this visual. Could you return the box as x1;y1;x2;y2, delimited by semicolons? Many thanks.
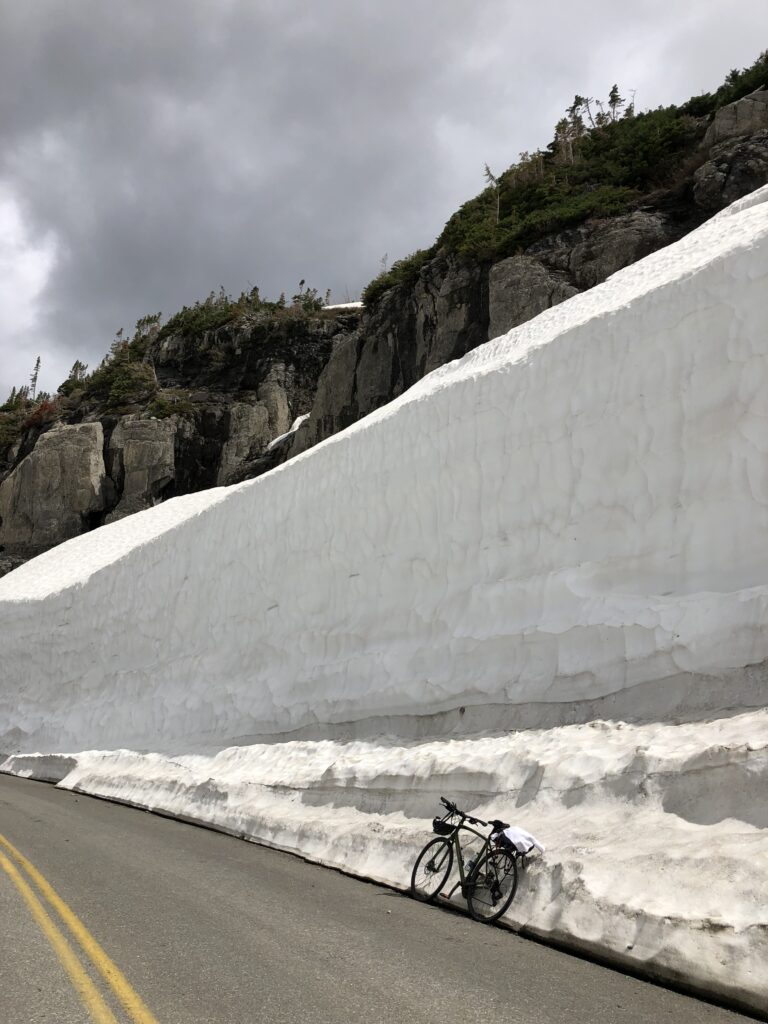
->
0;0;764;397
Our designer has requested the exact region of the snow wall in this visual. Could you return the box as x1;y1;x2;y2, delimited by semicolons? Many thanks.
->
2;188;768;1014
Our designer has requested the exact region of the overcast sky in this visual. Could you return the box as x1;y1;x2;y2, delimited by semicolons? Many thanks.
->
0;0;764;399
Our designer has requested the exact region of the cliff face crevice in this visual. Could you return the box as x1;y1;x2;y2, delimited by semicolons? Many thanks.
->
1;99;767;576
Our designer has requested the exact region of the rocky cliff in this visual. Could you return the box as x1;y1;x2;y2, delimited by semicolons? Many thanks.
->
290;93;768;458
0;310;360;572
1;89;767;576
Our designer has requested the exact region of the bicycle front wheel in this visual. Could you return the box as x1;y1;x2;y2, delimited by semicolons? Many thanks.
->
466;848;518;923
410;837;454;903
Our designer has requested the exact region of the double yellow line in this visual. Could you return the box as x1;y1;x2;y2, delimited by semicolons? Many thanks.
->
0;832;159;1024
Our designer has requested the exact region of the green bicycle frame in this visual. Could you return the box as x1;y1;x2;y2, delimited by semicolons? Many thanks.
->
446;820;494;897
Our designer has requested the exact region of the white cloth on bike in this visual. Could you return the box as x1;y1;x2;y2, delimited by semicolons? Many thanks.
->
493;826;545;855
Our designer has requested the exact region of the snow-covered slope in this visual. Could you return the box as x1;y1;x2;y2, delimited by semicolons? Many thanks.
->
2;189;768;1012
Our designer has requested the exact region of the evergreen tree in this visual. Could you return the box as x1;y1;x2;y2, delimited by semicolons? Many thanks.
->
29;356;41;401
69;360;88;383
608;84;625;121
483;163;501;223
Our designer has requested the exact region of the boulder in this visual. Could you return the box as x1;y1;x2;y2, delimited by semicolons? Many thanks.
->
694;129;768;211
105;417;177;523
422;258;488;373
216;403;271;485
0;423;107;554
703;88;768;148
489;256;578;338
568;211;676;289
256;370;292;437
526;211;676;291
299;332;364;450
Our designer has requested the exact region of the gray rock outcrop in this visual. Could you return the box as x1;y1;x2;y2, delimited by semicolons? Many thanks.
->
703;88;768;147
105;416;178;523
303;212;681;448
526;211;677;290
489;256;577;339
0;423;107;555
300;254;486;449
0;312;356;575
694;129;768;211
216;402;271;485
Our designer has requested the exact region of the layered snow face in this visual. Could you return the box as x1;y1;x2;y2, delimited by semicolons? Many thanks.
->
2;190;768;750
1;190;768;1010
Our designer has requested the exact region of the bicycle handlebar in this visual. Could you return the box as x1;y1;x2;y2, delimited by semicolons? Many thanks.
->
440;797;510;833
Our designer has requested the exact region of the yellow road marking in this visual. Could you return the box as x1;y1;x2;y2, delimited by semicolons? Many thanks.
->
0;832;160;1024
0;850;120;1024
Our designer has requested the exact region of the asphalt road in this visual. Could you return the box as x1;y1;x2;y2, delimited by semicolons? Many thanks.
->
0;774;758;1024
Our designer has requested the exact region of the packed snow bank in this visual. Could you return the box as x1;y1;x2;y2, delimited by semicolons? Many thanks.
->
3;188;768;750
2;189;768;1010
3;709;767;1012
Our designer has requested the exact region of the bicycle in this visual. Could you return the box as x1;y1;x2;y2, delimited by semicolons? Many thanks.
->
410;796;519;923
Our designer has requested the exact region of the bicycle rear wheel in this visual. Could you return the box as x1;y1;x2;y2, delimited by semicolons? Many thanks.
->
466;848;518;923
410;837;454;903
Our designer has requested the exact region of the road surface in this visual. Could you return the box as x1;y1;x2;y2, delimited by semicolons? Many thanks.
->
0;773;757;1024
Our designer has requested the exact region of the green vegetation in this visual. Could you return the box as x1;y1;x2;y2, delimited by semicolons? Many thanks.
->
57;359;89;397
432;100;700;262
3;279;335;436
78;315;161;411
680;53;768;117
363;51;768;305
157;282;329;343
1;396;57;453
145;389;196;419
0;373;60;452
361;248;437;307
0;404;27;450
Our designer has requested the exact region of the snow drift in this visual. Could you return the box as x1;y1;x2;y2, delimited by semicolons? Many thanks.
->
2;189;768;1013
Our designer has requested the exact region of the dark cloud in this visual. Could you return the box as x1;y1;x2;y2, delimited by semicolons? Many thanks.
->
0;0;764;397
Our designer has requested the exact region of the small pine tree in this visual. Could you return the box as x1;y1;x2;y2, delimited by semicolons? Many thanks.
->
608;84;625;121
70;359;88;383
553;118;574;165
29;356;41;401
593;100;610;129
483;163;501;223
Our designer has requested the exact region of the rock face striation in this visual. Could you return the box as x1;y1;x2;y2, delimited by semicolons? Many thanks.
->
1;101;768;574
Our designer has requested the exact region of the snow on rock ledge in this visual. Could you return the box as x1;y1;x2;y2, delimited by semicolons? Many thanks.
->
2;189;768;1011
